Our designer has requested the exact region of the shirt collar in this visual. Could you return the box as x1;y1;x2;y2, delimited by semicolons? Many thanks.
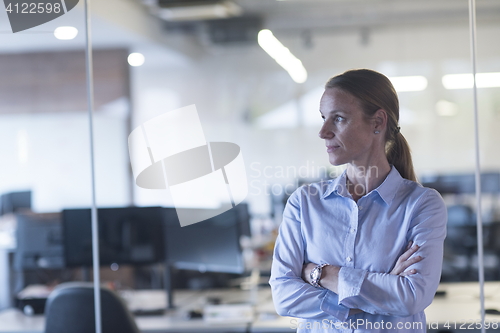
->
322;165;403;205
323;169;349;199
373;166;403;205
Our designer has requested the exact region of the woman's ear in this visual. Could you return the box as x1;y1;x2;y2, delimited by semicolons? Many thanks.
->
373;108;388;133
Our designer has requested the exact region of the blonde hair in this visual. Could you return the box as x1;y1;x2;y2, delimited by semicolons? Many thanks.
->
325;69;416;182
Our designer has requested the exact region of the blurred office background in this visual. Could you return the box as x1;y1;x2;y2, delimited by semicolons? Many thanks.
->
1;0;500;315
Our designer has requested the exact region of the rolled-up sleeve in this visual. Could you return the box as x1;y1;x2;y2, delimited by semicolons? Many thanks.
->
337;189;447;317
269;188;350;322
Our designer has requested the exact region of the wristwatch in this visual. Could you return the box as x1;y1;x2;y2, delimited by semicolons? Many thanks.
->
310;263;329;288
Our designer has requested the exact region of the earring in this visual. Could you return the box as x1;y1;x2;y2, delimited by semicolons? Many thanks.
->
374;130;380;134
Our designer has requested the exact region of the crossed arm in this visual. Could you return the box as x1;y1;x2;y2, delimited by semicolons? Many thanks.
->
301;242;422;316
269;188;447;321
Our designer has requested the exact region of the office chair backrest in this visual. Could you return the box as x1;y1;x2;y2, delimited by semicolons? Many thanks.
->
44;282;139;333
447;204;475;226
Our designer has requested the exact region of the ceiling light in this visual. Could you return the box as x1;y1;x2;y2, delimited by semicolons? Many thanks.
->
435;100;459;116
54;26;78;40
258;29;307;84
442;72;500;89
388;76;428;92
128;53;145;67
156;1;241;21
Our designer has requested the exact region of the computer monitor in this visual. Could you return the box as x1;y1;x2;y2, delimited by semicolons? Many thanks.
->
14;212;64;270
1;191;31;216
62;207;165;267
481;172;500;193
234;202;251;237
163;206;245;275
421;172;500;195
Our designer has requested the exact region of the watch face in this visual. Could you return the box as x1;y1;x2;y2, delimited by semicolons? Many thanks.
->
311;268;320;280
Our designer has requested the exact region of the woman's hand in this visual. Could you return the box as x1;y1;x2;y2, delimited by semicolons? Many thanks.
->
390;241;423;276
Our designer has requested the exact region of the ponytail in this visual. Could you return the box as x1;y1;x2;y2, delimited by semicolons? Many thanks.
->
325;69;417;182
386;132;416;182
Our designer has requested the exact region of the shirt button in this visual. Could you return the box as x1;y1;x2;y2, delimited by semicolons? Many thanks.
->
358;206;363;210
350;228;356;234
346;256;352;262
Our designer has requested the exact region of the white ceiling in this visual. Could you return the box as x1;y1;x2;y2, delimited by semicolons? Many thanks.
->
0;0;191;68
237;0;500;32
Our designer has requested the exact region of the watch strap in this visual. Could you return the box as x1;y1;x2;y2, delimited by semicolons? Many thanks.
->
310;263;329;288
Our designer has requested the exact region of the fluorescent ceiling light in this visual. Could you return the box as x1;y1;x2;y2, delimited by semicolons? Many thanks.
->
442;72;500;89
54;26;78;40
128;53;145;67
388;76;428;92
435;100;459;117
157;1;241;21
258;29;307;84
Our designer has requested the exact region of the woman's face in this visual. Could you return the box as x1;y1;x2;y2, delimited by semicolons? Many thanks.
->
319;88;380;166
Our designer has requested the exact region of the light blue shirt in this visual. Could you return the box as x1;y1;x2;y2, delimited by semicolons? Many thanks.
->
269;166;447;332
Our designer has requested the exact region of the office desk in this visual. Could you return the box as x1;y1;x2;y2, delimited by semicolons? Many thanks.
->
425;282;500;331
250;282;500;333
251;287;294;333
0;308;249;333
0;288;255;333
0;309;43;333
3;283;500;333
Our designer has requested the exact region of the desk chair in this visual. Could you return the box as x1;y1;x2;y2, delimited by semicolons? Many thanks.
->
44;282;139;333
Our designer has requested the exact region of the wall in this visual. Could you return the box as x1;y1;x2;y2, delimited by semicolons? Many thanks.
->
0;49;132;212
0;112;130;212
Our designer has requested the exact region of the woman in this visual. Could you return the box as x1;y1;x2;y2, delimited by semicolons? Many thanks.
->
269;69;447;332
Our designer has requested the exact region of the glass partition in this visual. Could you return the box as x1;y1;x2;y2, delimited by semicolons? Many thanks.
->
1;0;499;326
